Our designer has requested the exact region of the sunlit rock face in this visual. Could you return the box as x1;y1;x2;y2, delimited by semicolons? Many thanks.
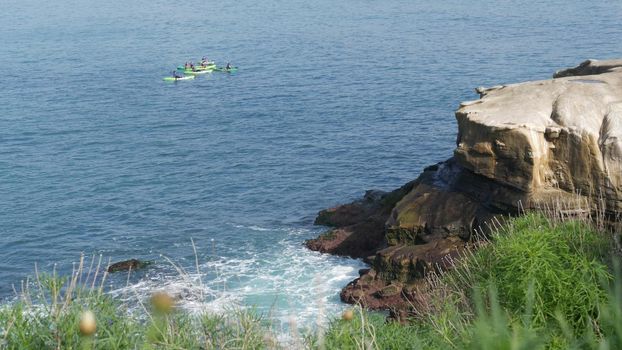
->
455;59;622;213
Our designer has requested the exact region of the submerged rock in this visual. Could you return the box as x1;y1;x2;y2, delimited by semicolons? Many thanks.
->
107;259;151;273
308;58;622;314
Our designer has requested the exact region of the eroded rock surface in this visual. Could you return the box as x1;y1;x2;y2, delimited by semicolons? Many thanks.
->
457;58;622;213
336;161;503;309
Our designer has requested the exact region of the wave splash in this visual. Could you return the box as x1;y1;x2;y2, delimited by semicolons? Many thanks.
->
109;225;366;331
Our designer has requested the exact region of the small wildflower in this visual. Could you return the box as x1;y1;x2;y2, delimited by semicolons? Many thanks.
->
151;292;175;314
79;310;97;336
342;309;354;321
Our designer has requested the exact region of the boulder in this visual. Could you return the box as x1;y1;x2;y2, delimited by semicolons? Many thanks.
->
303;220;386;259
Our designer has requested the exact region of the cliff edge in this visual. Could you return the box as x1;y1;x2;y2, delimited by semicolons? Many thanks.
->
306;59;622;313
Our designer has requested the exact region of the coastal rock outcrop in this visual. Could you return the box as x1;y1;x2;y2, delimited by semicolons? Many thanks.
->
307;59;622;312
305;183;416;259
457;58;622;213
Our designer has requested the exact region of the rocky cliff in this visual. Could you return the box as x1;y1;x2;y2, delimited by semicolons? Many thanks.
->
306;59;622;313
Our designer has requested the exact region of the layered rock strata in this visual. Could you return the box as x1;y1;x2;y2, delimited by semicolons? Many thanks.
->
306;59;622;312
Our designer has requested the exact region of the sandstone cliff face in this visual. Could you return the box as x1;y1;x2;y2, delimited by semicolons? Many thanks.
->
457;59;622;213
308;59;622;313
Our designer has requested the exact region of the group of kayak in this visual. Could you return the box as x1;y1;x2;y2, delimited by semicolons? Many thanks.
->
163;57;238;81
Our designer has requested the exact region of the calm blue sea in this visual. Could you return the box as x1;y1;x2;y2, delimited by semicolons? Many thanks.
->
1;0;621;329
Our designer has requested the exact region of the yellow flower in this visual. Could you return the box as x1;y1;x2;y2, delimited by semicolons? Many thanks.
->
342;309;354;321
79;310;97;336
151;291;175;314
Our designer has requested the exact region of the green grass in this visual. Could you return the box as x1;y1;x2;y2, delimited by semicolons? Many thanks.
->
0;258;278;350
315;308;426;350
456;214;612;330
0;285;277;349
0;213;621;349
319;275;622;350
319;213;622;350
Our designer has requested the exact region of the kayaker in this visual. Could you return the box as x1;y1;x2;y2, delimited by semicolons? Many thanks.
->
225;62;232;70
172;70;182;79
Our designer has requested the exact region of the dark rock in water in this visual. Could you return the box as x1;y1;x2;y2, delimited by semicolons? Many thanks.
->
358;268;371;276
310;161;504;311
305;181;416;259
304;221;386;259
107;259;151;273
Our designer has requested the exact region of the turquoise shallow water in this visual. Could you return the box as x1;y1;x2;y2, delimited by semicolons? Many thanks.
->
1;0;621;328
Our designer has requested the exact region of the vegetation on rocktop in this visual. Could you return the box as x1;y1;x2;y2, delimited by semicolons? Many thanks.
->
0;213;620;349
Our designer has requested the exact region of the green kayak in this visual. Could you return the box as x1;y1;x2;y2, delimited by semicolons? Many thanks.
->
184;69;211;75
177;64;215;71
163;75;195;81
214;66;238;72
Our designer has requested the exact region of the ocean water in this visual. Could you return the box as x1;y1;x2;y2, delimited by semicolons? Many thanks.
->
1;0;621;329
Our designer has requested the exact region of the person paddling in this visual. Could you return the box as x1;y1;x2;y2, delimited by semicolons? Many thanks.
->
172;70;182;79
225;62;232;70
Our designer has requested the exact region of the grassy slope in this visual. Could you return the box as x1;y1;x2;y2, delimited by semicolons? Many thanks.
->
1;213;621;349
323;213;622;350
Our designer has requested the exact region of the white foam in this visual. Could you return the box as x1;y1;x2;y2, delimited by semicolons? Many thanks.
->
110;226;366;333
109;272;241;315
231;224;275;232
